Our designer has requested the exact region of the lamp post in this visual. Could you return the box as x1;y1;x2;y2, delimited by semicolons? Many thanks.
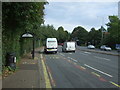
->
101;26;104;45
97;16;104;45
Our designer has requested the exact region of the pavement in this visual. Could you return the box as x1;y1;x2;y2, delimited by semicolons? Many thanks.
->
2;47;46;89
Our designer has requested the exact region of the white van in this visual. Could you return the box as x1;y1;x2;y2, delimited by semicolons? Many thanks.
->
44;38;58;53
62;41;76;52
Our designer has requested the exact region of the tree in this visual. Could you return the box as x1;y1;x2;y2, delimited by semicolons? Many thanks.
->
2;2;47;65
71;26;88;45
105;16;120;48
57;26;70;43
87;27;102;46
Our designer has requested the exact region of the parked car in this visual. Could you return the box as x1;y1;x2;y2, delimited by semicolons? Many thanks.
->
87;45;95;49
116;44;120;52
100;45;112;51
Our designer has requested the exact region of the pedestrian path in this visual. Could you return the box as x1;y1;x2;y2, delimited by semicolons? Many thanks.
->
2;47;46;88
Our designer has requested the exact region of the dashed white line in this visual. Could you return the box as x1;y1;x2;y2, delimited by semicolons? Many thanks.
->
94;56;110;61
84;52;91;54
84;64;113;77
60;53;78;62
70;58;78;62
60;53;65;56
80;53;88;56
67;57;70;59
40;54;43;59
67;57;78;62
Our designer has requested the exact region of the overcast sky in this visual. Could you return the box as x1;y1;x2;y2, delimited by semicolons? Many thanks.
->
44;0;118;33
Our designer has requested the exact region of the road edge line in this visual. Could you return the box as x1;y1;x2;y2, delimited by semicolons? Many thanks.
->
109;81;120;88
40;54;52;88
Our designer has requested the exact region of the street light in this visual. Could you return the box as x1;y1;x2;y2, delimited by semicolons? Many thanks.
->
101;26;104;45
97;16;104;45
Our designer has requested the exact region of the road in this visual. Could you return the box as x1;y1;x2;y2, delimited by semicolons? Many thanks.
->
78;46;119;55
42;46;119;88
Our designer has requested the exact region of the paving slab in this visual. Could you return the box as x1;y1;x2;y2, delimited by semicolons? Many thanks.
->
2;47;46;89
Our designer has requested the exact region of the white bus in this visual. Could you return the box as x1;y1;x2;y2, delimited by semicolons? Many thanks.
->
62;41;76;52
44;38;58;53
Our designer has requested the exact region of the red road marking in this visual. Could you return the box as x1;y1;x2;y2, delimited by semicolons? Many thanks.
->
99;77;107;82
59;54;108;83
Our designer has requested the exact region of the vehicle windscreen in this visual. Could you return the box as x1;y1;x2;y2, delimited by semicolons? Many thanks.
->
47;41;57;48
67;42;75;48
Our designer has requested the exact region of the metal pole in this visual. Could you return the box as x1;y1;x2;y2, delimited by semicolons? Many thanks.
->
101;26;103;45
97;16;104;45
32;37;35;59
101;17;104;45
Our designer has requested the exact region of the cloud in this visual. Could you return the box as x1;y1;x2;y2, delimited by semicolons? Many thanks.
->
47;0;119;2
44;2;118;32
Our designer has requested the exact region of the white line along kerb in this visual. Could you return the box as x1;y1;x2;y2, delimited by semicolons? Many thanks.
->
84;64;113;78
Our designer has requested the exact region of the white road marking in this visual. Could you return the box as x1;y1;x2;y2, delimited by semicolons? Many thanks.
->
60;53;65;56
40;54;43;59
70;58;78;62
67;57;70;59
67;57;78;62
80;53;88;56
60;53;78;62
94;56;110;61
84;64;113;77
84;52;91;54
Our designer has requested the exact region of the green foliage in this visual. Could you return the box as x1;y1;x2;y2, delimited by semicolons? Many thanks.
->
71;26;88;45
2;2;119;70
2;2;47;66
87;27;102;46
7;66;15;71
36;25;70;45
105;16;120;48
57;26;70;43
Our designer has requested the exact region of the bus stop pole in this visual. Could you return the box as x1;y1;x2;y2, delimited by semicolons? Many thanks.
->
32;37;35;59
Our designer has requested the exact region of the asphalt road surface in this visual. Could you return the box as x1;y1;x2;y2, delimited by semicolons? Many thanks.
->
43;46;119;88
78;46;119;55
